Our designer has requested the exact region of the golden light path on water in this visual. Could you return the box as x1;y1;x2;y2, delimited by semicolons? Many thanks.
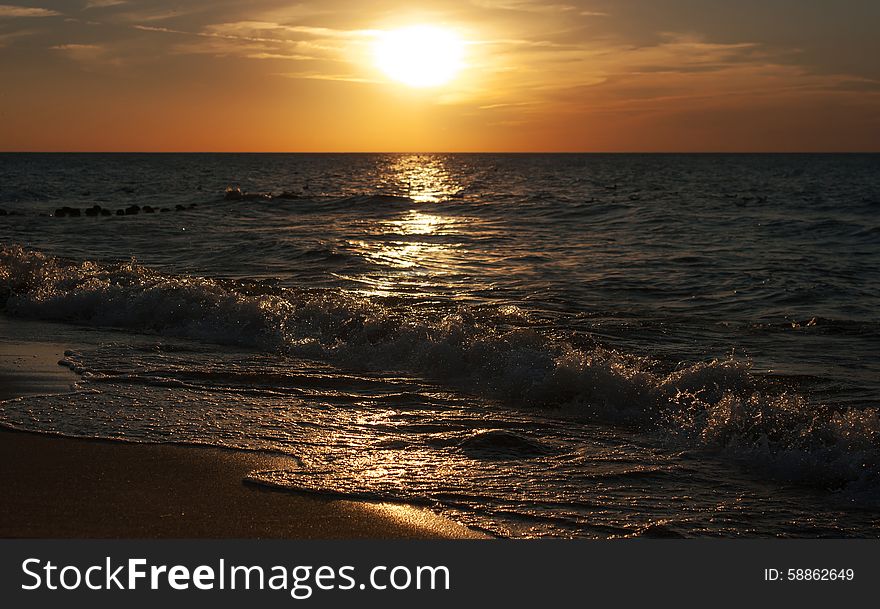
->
344;155;482;298
347;213;464;297
379;155;464;203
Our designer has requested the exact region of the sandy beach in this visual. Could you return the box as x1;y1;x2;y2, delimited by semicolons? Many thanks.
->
0;328;485;539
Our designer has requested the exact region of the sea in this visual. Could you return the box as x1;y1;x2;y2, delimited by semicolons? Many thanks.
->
1;153;878;537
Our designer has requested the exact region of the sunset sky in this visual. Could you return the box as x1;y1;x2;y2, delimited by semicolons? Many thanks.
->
1;0;878;152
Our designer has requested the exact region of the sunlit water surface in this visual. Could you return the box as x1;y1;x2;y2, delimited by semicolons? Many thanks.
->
1;153;878;537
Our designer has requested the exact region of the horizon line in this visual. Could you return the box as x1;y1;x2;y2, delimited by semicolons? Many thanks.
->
2;150;879;155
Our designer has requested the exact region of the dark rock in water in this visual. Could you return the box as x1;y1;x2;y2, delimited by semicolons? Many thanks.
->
116;209;125;216
143;205;155;213
175;204;186;211
457;429;549;460
160;207;170;212
100;209;112;216
56;206;81;217
84;205;102;217
124;205;140;215
225;185;272;201
0;208;7;216
189;203;197;208
277;191;303;200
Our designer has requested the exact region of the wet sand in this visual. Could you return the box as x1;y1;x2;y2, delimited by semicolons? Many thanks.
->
0;331;485;539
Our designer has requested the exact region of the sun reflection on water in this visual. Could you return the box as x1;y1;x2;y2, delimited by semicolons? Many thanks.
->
341;156;491;297
346;209;469;297
378;155;464;203
389;210;447;235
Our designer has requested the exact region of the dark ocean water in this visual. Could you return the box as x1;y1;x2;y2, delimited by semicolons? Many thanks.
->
1;153;878;537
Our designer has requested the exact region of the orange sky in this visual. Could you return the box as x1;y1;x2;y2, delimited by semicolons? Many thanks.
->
1;0;878;151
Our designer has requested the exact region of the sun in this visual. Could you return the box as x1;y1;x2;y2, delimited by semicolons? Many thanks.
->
373;25;465;88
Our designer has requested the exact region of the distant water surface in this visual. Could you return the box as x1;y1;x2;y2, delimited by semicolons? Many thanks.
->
1;153;878;537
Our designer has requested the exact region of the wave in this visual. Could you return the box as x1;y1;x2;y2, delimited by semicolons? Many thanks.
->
1;244;878;492
224;188;419;208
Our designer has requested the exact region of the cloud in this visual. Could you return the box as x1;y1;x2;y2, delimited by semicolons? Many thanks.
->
202;21;375;41
50;43;101;50
132;18;375;80
279;71;378;84
0;27;33;46
0;4;59;18
132;24;185;35
247;52;316;61
84;0;128;9
49;42;106;62
106;2;210;24
471;1;578;13
461;26;880;132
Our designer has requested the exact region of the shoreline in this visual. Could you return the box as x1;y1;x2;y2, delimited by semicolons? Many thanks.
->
0;324;486;539
0;339;77;402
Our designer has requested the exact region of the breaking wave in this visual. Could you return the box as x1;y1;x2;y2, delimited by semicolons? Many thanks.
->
1;244;878;492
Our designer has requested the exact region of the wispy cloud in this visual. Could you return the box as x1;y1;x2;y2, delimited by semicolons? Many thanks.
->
106;2;210;24
247;52;316;61
472;1;578;13
49;42;107;63
132;24;187;35
279;71;378;84
50;42;101;51
84;0;128;9
0;4;59;18
132;18;376;80
0;27;33;46
202;21;376;42
462;28;877;127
